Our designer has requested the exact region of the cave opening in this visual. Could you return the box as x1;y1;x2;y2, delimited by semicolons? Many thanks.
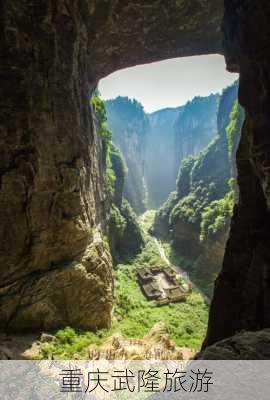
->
87;54;242;357
4;0;270;361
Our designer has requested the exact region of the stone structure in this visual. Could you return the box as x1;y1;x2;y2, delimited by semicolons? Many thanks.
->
137;267;188;305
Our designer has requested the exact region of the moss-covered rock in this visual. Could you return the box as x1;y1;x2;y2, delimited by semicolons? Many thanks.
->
108;141;144;262
110;145;127;208
109;200;144;262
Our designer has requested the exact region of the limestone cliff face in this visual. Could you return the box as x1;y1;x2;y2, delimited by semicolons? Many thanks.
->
106;99;183;211
204;0;270;348
106;95;219;211
174;94;219;174
2;0;270;358
0;0;116;332
145;107;183;208
105;97;149;214
146;96;219;208
153;82;242;297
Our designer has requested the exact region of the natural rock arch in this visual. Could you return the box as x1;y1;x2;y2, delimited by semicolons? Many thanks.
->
0;0;223;332
1;0;270;352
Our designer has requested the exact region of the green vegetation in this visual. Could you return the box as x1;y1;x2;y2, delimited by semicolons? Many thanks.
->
110;145;127;184
200;180;235;242
176;156;195;197
171;182;218;227
152;82;242;300
190;137;219;183
226;101;242;156
40;327;111;359
110;199;144;262
95;96;145;263
39;213;208;359
138;209;157;233
171;132;231;230
105;96;147;126
155;192;178;221
113;254;207;346
162;242;214;298
156;83;242;244
109;204;127;238
105;96;149;214
91;95;115;195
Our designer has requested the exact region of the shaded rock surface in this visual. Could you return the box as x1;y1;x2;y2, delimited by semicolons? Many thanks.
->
204;0;270;348
0;333;40;360
199;329;270;360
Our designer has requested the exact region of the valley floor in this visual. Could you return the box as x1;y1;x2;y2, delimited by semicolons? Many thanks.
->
1;211;209;360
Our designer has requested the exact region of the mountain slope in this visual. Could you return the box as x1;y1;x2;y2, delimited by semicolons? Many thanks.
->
152;81;243;297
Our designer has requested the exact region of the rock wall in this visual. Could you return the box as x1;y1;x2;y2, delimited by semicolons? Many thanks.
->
106;95;219;211
106;100;183;211
152;82;242;298
0;0;223;332
199;329;270;359
146;96;219;208
174;94;219;175
146;107;183;208
204;0;270;347
105;97;149;214
0;0;115;331
109;145;144;262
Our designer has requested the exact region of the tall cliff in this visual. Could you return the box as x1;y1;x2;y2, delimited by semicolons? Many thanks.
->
204;0;270;349
174;94;219;174
91;96;144;263
105;94;219;211
105;97;149;214
153;81;243;297
109;144;144;263
145;107;183;208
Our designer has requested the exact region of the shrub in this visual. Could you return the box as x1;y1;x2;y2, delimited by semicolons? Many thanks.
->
226;101;239;156
91;95;116;196
200;188;234;242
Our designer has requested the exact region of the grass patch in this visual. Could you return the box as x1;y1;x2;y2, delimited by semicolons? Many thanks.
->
39;212;209;359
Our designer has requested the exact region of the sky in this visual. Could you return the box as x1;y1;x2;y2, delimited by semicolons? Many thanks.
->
99;55;239;113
